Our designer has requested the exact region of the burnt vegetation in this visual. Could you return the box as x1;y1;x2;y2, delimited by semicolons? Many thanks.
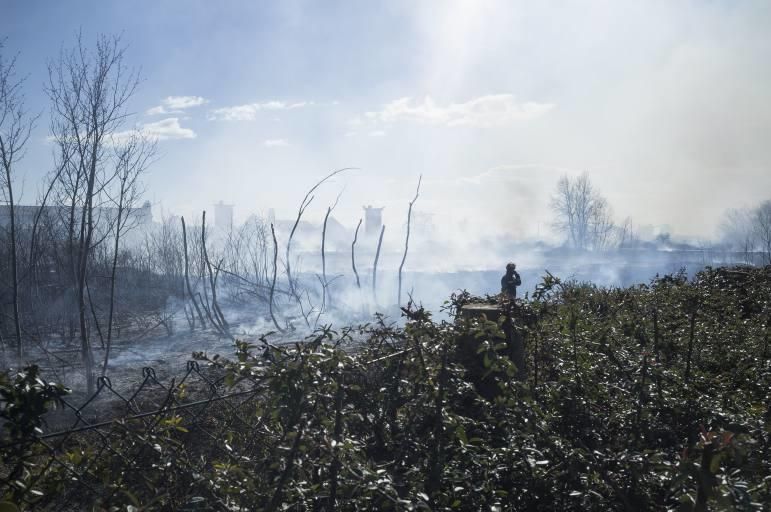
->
1;266;769;510
1;31;771;512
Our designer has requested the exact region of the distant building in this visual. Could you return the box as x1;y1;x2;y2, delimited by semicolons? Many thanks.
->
214;201;234;231
363;205;384;236
0;201;153;235
323;216;349;249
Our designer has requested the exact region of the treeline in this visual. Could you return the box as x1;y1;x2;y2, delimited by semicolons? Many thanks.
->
1;33;368;391
0;34;166;392
0;35;287;391
720;201;771;265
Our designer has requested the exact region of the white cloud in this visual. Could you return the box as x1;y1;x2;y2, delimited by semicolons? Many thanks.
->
208;101;312;121
146;96;208;115
142;118;196;140
264;138;289;147
368;130;387;137
49;118;195;145
365;94;554;128
116;118;196;141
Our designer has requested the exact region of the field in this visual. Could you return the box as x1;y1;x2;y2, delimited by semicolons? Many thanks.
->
1;265;769;511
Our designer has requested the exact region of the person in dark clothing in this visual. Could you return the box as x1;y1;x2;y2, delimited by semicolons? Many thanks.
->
501;262;521;299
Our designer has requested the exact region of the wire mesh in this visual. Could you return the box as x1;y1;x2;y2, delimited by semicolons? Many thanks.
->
0;360;267;510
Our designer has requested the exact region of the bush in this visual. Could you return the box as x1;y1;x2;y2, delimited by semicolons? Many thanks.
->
1;266;769;510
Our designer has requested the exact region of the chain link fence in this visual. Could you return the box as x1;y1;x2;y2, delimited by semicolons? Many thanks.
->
1;359;268;510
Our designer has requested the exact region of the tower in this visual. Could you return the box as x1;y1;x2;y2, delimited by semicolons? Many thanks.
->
363;205;384;236
137;200;153;226
214;200;234;231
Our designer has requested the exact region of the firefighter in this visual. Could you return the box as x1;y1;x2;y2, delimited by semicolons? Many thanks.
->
501;262;521;299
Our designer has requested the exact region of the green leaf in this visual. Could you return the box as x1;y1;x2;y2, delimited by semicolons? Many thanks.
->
455;425;468;445
709;453;722;474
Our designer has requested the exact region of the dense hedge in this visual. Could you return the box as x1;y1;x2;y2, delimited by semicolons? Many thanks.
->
1;266;769;510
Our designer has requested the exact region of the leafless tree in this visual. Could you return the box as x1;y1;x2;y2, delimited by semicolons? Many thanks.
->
269;223;284;333
372;224;385;307
320;191;342;313
218;215;272;303
284;168;353;313
201;211;229;337
616;217;636;249
398;175;421;305
102;133;155;376
351;218;362;289
181;216;206;329
720;208;756;264
754;200;771;265
46;33;140;392
551;173;614;250
0;41;38;361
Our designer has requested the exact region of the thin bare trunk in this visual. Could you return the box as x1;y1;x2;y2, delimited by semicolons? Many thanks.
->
76;124;102;394
320;192;342;314
314;274;327;327
202;211;229;336
398;175;421;306
181;216;206;328
102;204;122;376
351;218;362;289
321;213;330;314
86;278;104;349
6;186;22;361
372;224;385;307
285;168;353;303
269;224;284;333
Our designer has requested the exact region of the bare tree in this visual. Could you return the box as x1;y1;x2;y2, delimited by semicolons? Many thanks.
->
0;41;37;362
181;216;206;329
320;191;342;314
102;133;155;376
372;224;385;307
398;175;421;306
351;218;362;289
617;217;638;249
285;168;353;304
47;33;140;392
591;198;615;250
269;223;284;333
754;200;771;265
201;210;229;337
551;173;614;250
720;208;756;264
218;215;272;303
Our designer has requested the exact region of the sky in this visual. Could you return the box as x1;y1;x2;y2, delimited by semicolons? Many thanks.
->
3;0;771;241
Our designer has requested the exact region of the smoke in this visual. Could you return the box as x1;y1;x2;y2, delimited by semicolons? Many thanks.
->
151;0;771;241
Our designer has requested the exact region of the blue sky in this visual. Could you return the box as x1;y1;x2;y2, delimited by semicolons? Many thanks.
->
3;0;771;239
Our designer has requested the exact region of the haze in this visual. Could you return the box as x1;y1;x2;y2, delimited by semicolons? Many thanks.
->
3;0;771;239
